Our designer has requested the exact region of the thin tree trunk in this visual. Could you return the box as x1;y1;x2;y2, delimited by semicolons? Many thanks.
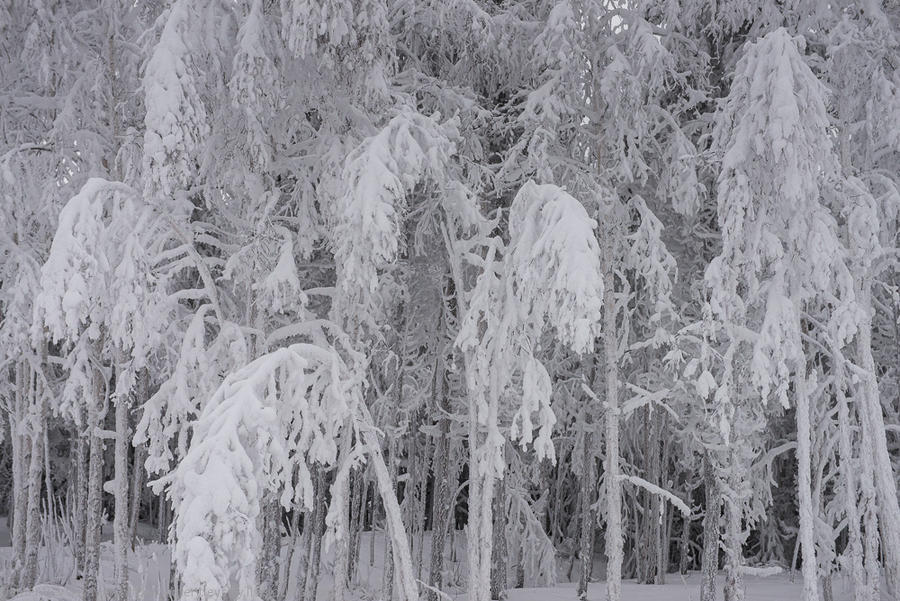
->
129;442;146;549
348;468;364;583
835;355;865;601
295;505;312;601
382;440;395;601
659;427;672;585
700;456;719;601
369;482;377;569
259;497;280;601
359;417;419;601
490;474;507;600
855;288;900;596
416;439;430;582
22;371;46;591
129;374;149;549
602;249;623;601
427;411;451;601
75;405;89;578
282;507;301;601
157;492;167;542
9;361;28;591
113;388;130;601
304;469;326;601
722;480;744;601
795;371;820;601
577;430;595;601
648;409;662;585
333;425;354;601
858;367;882;601
83;370;106;601
679;510;691;575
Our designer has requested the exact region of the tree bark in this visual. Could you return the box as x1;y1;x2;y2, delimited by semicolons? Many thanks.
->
722;482;744;601
304;468;326;601
348;468;365;583
113;385;130;601
490;475;507;600
700;455;719;601
22;371;46;591
577;430;595;601
427;410;452;601
282;507;301;601
679;509;691;575
129;441;146;549
834;356;866;601
83;370;106;601
602;249;623;601
855;288;900;595
795;371;820;601
19;380;46;590
259;496;281;601
74;405;89;578
9;361;28;592
333;425;354;601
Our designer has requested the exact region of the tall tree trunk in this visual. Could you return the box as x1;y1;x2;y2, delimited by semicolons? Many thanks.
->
427;411;451;601
370;481;377;569
577;430;595;601
835;356;866;601
658;425;672;585
83;371;106;601
113;388;130;601
855;285;900;595
858;361;883;601
295;505;312;601
382;440;395;601
361;421;419;601
722;482;744;601
22;371;46;591
259;496;281;601
602;250;623;601
648;409;663;585
129;374;150;549
795;371;820;601
129;441;146;549
490;475;507;600
416;438;431;582
304;469;326;601
282;507;301;601
157;491;167;542
700;456;719;601
348;468;364;583
74;405;89;578
333;425;354;601
679;509;691;575
9;361;28;591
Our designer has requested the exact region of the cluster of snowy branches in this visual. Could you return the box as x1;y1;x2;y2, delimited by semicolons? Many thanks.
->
1;2;900;601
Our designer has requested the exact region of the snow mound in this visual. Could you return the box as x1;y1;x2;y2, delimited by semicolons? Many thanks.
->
9;584;79;601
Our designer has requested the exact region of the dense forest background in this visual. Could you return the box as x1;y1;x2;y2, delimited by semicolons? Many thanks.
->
1;1;900;601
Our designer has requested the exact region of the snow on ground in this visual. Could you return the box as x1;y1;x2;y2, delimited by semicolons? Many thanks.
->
507;572;889;601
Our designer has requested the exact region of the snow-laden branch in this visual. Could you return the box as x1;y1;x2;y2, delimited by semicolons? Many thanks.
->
618;474;691;517
166;338;419;601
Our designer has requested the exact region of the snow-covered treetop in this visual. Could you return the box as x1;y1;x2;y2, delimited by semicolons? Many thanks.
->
706;28;850;405
332;108;462;330
142;0;210;199
507;181;605;355
459;181;605;464
33;178;175;407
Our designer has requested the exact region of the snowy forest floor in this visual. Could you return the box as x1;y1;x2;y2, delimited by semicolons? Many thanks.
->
0;518;889;601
